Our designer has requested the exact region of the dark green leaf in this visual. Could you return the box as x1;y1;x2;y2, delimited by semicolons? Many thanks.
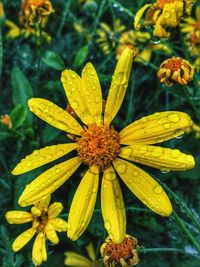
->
73;45;89;68
0;131;13;140
10;103;27;130
42;51;66;70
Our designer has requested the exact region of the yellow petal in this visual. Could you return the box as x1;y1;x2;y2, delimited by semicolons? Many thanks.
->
120;145;195;171
12;228;36;252
6;211;33;224
67;165;99;241
64;252;92;267
31;207;42;217
120;111;192;145
61;70;94;125
113;158;172;216
45;223;59;244
32;232;47;266
35;195;51;210
48;202;63;218
86;243;96;261
134;4;152;30
81;63;103;125
28;98;83;135
104;48;134;124
101;166;126;244
50;218;68;232
12;143;78;175
19;157;81;207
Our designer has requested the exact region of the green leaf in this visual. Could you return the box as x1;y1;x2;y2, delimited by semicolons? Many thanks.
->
0;131;13;140
73;45;89;68
42;51;66;70
10;103;27;130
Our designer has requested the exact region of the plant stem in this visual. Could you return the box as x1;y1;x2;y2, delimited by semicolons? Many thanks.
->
182;85;200;120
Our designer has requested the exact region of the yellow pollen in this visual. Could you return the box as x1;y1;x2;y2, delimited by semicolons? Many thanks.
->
154;0;176;9
76;124;121;170
165;58;182;71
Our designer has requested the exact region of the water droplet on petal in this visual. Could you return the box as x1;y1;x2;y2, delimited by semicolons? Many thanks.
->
71;101;79;109
116;163;127;174
168;113;180;123
104;220;111;230
153;185;163;194
70;72;77;79
104;171;116;181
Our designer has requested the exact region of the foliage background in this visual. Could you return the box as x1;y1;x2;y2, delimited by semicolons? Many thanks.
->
0;0;200;266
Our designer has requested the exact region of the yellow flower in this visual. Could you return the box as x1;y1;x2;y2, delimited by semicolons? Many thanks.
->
134;0;195;38
65;242;100;267
19;0;54;29
96;19;126;55
100;234;139;267
5;196;68;266
116;30;171;64
12;48;194;244
0;114;12;129
157;56;195;86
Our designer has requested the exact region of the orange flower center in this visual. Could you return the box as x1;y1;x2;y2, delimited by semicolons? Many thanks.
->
28;0;46;7
76;124;121;170
103;236;138;263
194;21;200;30
154;0;176;9
165;58;182;71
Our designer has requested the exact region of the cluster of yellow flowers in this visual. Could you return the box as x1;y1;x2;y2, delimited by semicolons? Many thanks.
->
4;0;198;266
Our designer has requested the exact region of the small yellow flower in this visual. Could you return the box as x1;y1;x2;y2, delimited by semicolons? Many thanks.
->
5;196;67;266
96;19;126;55
0;114;12;129
100;234;139;267
116;30;171;64
19;0;54;29
12;48;194;245
157;56;195;86
65;243;100;267
134;0;195;38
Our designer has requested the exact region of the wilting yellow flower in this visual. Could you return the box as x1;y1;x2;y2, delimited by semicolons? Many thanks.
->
0;114;12;129
65;243;100;267
19;0;54;29
134;0;195;38
100;234;139;267
5;196;67;266
117;30;171;63
96;19;126;54
13;48;194;244
157;56;195;86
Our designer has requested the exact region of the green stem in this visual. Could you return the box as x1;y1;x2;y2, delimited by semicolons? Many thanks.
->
0;28;2;80
182;85;200;119
125;72;135;125
173;210;200;254
57;0;72;37
111;0;135;18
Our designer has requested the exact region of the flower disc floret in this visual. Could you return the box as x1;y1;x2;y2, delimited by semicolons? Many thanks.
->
76;124;121;170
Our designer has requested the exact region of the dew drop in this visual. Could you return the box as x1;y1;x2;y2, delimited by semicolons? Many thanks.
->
95;96;101;103
161;169;170;173
71;101;79;109
168;113;180;123
153;185;163;194
70;72;77;79
171;149;181;158
104;220;111;230
116;163;127;174
163;122;171;129
104;171;116;181
152;147;163;158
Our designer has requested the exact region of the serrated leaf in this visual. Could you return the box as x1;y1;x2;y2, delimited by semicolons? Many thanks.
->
42;51;66;70
10;103;27;130
73;45;89;68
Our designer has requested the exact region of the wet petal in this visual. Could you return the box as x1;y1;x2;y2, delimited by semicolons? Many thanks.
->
48;202;63;218
120;111;192;145
101;166;126;244
6;211;33;224
32;232;47;266
64;252;92;267
19;157;81;207
12;143;78;175
35;195;51;210
45;223;59;244
113;158;172;216
12;228;36;252
120;145;195;171
134;4;152;30
82;63;103;125
28;98;83;135
50;218;68;232
104;48;134;125
68;165;99;241
61;70;94;125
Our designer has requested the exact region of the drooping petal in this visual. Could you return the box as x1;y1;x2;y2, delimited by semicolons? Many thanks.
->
19;157;81;207
28;98;83;135
32;232;47;266
45;223;59;244
48;202;63;218
104;48;134;125
101;166;126;244
120;145;195;171
50;218;68;232
134;4;152;30
113;158;172;216
12;228;36;252
12;143;78;175
6;211;33;224
120;111;192;145
81;63;102;125
64;252;92;267
67;165;99;241
61;70;94;125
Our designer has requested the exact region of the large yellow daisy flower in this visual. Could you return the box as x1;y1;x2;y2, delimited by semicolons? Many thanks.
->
12;48;194;244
